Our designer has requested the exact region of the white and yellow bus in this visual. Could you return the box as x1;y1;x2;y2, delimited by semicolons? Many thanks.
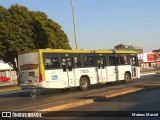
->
18;49;140;90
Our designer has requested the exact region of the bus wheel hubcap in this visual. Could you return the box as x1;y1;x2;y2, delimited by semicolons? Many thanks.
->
82;81;87;88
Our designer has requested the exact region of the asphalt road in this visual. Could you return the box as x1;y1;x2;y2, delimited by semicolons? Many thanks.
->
0;73;160;113
60;87;160;114
42;75;160;120
42;89;160;120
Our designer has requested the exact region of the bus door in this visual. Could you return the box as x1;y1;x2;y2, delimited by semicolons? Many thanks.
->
62;57;75;87
130;56;138;78
96;56;106;83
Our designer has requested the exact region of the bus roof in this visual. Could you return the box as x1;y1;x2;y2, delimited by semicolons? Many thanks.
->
39;49;93;53
114;49;137;54
18;49;137;54
18;49;39;55
94;49;137;54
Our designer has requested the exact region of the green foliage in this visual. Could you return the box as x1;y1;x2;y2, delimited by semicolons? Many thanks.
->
0;4;71;71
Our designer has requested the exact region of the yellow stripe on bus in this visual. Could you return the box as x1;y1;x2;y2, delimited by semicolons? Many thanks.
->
19;49;137;54
38;50;45;81
39;49;93;53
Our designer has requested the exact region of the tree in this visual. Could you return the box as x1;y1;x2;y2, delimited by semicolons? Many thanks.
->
0;4;71;84
0;5;71;64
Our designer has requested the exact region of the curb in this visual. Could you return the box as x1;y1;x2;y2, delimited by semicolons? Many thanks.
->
0;83;17;87
140;72;156;76
0;89;30;95
105;88;142;98
39;88;142;111
40;99;94;111
0;86;21;93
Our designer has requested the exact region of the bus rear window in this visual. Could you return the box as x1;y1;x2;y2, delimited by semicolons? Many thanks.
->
20;64;39;70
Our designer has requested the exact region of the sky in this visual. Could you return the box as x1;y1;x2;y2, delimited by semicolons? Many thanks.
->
0;0;160;52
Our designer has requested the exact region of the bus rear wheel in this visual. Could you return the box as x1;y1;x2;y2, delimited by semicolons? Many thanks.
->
123;73;130;83
79;77;89;91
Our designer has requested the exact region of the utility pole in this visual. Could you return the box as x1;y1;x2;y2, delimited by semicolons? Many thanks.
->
70;0;78;50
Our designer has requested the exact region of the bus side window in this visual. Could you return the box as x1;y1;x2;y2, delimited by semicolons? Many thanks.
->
106;56;109;66
130;57;135;66
62;59;67;72
88;56;95;66
81;55;95;67
82;56;88;67
68;59;72;71
109;56;117;66
97;58;101;69
130;56;138;66
74;57;82;67
97;58;105;69
101;59;105;68
124;56;129;65
77;61;82;67
46;63;50;68
52;58;60;68
119;56;125;65
45;58;52;69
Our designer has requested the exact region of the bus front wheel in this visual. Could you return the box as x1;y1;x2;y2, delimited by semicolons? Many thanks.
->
124;73;130;83
79;77;89;91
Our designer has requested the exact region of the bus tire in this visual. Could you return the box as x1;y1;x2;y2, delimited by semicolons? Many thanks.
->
79;77;89;91
124;73;130;83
